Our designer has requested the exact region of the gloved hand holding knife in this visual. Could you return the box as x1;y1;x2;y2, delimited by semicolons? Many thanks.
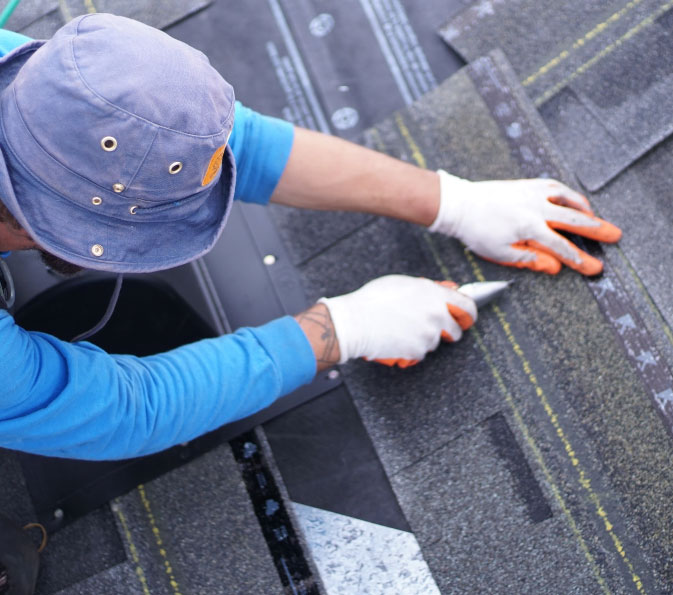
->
319;275;478;368
317;276;506;368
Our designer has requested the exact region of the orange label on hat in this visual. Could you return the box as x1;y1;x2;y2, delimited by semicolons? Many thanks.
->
201;145;226;186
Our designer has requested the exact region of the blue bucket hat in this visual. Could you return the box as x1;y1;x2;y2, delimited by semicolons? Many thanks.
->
0;13;236;273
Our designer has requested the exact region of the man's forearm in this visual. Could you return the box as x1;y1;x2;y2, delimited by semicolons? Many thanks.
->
294;302;340;372
271;127;440;227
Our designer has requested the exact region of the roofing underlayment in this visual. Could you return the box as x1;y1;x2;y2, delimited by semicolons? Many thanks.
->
2;0;673;593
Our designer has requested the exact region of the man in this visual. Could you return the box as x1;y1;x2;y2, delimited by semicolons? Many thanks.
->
0;14;621;461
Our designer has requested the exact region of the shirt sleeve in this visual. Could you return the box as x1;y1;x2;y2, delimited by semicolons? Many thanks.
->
230;102;295;204
0;29;31;55
0;311;316;460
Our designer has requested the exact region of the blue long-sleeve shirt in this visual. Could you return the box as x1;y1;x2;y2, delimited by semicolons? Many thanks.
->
0;30;317;460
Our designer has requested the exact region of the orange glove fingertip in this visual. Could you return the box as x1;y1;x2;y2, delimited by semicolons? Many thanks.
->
573;254;603;276
548;219;622;243
447;304;474;331
441;330;454;342
372;357;420;368
528;253;562;275
437;280;459;289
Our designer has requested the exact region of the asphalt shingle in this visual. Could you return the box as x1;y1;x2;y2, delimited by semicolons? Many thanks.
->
439;0;673;191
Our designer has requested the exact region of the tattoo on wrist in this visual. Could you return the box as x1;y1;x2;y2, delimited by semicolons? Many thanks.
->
295;303;340;369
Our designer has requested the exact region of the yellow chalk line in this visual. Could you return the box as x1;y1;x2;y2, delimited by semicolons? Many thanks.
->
533;0;673;106
522;0;645;87
394;114;427;169
424;236;611;592
59;0;96;21
112;499;152;595
473;326;610;593
464;250;645;593
395;115;645;592
58;0;72;21
138;484;183;595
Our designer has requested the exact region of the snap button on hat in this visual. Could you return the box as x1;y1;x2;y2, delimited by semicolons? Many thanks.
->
100;136;117;151
169;161;183;174
91;244;104;257
129;206;138;215
91;196;102;205
112;183;125;193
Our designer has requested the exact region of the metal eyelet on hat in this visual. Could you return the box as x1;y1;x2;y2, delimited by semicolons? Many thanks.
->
91;244;104;257
101;136;117;151
112;183;125;193
91;196;102;206
129;206;138;215
169;161;183;174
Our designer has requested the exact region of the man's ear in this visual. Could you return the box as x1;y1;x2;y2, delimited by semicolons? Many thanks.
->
0;200;22;231
0;219;36;250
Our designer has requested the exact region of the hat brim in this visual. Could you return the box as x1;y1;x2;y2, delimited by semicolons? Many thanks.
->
0;40;236;273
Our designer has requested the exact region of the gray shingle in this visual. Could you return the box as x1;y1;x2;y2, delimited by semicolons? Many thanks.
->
439;0;673;191
58;0;211;30
106;444;284;595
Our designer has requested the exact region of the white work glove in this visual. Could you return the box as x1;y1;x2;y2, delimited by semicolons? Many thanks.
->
429;170;622;275
319;275;477;368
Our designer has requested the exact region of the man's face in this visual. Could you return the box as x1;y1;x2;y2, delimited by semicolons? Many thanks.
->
0;205;83;276
0;205;35;250
37;249;84;276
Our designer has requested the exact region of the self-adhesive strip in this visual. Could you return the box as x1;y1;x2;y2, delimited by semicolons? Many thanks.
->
468;53;673;438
